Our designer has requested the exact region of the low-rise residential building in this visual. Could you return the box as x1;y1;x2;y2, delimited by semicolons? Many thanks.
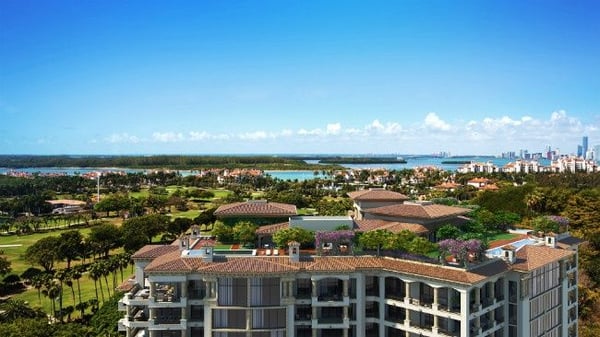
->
119;231;581;337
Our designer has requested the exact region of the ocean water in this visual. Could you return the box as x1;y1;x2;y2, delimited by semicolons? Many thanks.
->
0;156;548;181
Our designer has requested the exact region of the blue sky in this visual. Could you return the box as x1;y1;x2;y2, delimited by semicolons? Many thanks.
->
1;0;599;155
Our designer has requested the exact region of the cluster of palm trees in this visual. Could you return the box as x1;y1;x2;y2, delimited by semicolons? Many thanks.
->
29;252;131;322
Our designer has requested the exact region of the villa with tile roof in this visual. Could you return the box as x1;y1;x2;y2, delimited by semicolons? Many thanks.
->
214;200;298;226
347;189;409;220
119;228;582;337
361;201;471;242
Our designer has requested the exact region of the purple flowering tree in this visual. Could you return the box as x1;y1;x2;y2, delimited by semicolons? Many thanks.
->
315;230;355;256
438;238;483;267
533;215;570;234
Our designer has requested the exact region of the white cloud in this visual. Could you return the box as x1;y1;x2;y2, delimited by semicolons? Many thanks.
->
424;112;451;131
105;133;140;144
189;131;211;141
326;123;341;135
297;128;323;136
152;132;184;142
239;131;268;140
365;119;402;134
98;110;598;155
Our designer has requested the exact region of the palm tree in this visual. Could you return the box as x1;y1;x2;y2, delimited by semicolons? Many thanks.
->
75;301;89;318
88;262;104;303
54;269;68;322
31;274;46;305
109;255;120;291
118;253;131;283
72;266;84;316
64;305;75;322
44;281;61;321
63;269;76;307
99;260;112;297
0;299;45;322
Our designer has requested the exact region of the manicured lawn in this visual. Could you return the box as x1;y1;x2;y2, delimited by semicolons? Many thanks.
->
488;232;519;242
171;209;200;219
0;228;94;274
214;244;232;249
211;189;231;199
1;226;131;319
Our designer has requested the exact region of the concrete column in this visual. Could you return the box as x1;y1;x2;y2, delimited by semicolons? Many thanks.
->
181;281;188;298
312;280;318;298
343;279;349;297
289;280;294;298
355;275;365;337
433;315;439;334
203;306;212;337
474;287;480;312
460;289;469;337
404;282;411;303
378;276;385;337
287;304;295;337
433;287;439;310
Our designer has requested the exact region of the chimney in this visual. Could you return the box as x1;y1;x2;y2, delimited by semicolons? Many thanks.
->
200;244;214;263
190;225;200;239
501;245;517;264
288;241;300;263
179;235;190;251
546;233;557;248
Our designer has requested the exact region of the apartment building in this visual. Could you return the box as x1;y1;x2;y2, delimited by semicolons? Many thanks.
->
118;231;581;337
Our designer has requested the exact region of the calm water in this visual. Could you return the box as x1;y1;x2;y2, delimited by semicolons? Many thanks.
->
0;157;549;181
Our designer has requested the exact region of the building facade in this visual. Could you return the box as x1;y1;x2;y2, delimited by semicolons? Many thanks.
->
119;232;580;337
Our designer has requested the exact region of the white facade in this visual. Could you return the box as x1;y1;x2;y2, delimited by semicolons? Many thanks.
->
119;237;580;337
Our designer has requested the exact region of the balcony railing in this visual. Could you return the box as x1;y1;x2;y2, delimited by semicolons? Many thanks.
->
296;288;311;299
317;316;344;324
317;294;343;302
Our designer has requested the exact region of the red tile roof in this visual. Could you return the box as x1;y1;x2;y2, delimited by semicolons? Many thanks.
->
364;203;470;219
354;219;429;234
255;222;290;234
512;245;575;271
131;245;179;259
347;189;409;201
214;200;297;217
140;250;508;285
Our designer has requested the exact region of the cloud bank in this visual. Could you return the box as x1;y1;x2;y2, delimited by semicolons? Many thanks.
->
99;111;598;155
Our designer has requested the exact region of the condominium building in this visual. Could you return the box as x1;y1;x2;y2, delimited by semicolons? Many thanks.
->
118;231;581;337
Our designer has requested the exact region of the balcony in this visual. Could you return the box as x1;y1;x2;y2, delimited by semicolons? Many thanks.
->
154;308;182;325
296;288;311;299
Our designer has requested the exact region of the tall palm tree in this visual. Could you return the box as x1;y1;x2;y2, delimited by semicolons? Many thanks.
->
54;269;68;322
99;260;112;297
109;255;120;291
31;274;46;305
88;262;104;303
63;269;76;307
118;253;131;283
43;281;61;322
72;266;84;316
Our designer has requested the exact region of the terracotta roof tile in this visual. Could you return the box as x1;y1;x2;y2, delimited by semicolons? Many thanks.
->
512;245;575;271
365;203;470;219
139;248;507;285
347;189;409;201
255;222;289;234
354;220;429;234
214;200;297;217
132;245;179;259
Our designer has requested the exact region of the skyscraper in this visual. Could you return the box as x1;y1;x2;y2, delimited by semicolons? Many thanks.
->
582;136;588;159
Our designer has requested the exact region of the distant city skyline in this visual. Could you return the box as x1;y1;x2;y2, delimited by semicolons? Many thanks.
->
1;1;599;155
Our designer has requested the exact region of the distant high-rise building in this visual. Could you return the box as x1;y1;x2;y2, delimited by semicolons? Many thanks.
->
583;136;588;159
577;145;583;158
